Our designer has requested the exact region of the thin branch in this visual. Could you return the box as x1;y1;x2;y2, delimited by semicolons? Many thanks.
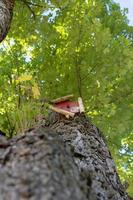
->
22;1;44;8
21;0;36;19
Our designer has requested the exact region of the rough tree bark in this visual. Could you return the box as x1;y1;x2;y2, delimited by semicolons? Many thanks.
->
0;0;14;42
0;113;129;200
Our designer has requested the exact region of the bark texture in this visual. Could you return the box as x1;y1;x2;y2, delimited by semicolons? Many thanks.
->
0;0;14;42
0;113;129;200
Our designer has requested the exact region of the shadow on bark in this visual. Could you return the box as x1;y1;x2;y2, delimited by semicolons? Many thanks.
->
0;113;129;200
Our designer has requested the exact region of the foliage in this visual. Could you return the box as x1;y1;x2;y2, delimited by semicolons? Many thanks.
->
0;0;132;196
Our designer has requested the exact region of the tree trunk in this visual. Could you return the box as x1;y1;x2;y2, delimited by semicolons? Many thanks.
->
0;0;14;42
0;113;129;200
